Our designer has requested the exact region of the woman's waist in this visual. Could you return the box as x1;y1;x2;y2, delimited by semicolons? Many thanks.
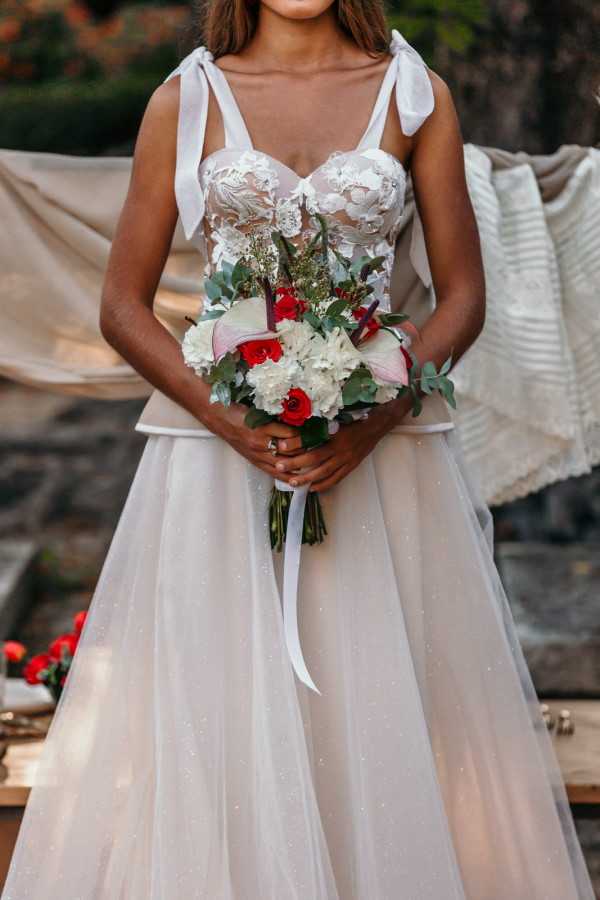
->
135;390;455;438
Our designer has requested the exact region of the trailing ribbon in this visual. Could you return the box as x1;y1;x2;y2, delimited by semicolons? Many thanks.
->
274;479;321;694
271;421;455;695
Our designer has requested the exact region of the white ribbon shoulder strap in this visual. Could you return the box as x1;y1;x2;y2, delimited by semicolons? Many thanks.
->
164;46;213;241
386;29;435;289
389;28;435;137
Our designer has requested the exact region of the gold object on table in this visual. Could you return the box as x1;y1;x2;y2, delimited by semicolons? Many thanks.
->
540;703;556;731
556;708;575;736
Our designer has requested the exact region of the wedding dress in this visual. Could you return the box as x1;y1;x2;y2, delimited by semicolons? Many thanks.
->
1;30;595;900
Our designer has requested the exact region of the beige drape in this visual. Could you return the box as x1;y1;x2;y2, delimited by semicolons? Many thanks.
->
0;144;598;503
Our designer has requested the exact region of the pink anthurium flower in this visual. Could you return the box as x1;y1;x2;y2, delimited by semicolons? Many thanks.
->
358;328;410;385
212;297;278;362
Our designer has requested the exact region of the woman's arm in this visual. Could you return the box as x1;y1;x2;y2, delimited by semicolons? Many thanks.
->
100;79;298;480
275;73;486;491
402;71;486;373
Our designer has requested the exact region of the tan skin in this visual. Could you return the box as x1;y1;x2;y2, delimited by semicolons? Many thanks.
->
100;0;485;492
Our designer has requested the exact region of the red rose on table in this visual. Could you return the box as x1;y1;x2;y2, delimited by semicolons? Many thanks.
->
280;388;312;426
274;288;307;322
352;306;381;341
23;653;51;685
49;632;78;662
401;346;414;370
3;640;27;663
239;339;283;367
73;610;87;634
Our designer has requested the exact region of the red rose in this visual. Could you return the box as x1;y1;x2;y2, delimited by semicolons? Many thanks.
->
3;640;27;663
334;287;352;301
274;288;307;322
49;633;78;662
280;388;312;426
401;346;414;370
239;339;283;367
23;653;51;685
352;306;381;341
73;610;87;634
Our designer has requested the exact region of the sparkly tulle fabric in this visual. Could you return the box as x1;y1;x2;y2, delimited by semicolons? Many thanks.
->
2;404;594;899
2;29;594;900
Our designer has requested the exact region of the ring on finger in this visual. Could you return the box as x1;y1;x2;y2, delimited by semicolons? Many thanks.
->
267;437;278;456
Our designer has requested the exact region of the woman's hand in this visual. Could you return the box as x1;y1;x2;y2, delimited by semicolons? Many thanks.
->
203;402;301;481
271;395;413;492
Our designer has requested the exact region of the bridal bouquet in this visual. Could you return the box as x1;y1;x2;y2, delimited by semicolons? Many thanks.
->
182;217;455;550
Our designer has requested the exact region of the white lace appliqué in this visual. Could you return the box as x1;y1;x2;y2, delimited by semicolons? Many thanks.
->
200;148;407;308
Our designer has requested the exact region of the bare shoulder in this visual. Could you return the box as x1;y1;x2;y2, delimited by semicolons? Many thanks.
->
424;68;460;127
132;77;180;160
144;77;180;126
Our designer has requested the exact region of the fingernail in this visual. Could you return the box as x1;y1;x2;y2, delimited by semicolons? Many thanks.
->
290;479;298;486
276;462;284;471
280;441;287;450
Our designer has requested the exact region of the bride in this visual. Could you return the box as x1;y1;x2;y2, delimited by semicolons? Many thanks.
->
2;1;595;898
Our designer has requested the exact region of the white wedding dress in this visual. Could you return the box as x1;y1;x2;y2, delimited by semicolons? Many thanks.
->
2;30;595;900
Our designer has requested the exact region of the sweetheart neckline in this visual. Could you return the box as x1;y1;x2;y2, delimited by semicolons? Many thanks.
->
199;146;408;185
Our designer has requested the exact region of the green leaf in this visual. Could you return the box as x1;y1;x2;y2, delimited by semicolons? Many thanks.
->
244;407;275;429
210;382;231;406
303;310;322;331
221;260;234;279
199;308;226;320
349;254;372;276
231;259;252;287
325;298;348;317
300;416;329;449
440;355;453;375
204;278;223;302
379;312;410;325
342;367;377;405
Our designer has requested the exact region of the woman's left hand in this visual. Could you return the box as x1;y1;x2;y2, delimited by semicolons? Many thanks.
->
273;396;412;492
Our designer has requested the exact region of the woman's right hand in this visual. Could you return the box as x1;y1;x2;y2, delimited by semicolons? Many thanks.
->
203;402;303;481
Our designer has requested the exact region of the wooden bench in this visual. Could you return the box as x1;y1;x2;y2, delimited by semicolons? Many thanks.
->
0;700;598;886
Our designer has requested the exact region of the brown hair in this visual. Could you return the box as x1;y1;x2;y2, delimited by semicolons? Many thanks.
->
191;0;390;59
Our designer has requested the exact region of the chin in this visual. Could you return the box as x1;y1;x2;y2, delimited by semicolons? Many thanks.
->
260;0;337;20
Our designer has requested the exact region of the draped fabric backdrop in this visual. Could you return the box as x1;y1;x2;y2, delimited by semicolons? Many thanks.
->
0;143;598;505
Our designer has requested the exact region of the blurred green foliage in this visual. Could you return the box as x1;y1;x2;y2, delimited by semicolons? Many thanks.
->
0;75;157;155
388;0;488;59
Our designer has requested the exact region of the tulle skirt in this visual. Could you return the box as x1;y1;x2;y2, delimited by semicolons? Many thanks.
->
1;406;594;899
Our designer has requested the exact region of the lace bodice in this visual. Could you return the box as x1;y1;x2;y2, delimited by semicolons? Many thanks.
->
165;29;435;311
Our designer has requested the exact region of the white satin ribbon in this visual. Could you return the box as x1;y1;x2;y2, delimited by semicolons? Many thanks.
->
274;479;320;694
164;46;213;241
389;29;435;137
271;420;454;695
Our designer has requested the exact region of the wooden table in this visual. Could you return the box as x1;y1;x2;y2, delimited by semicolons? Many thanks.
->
0;700;597;884
544;700;600;815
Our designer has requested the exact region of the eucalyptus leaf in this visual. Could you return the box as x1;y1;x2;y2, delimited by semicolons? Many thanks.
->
325;298;348;317
244;408;275;429
440;355;453;375
300;416;329;449
204;278;223;302
379;313;409;325
210;382;231;406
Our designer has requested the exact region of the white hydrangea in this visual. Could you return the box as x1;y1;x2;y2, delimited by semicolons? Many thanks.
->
246;356;301;415
309;326;362;381
298;365;344;419
374;381;400;404
181;319;216;375
276;319;316;361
